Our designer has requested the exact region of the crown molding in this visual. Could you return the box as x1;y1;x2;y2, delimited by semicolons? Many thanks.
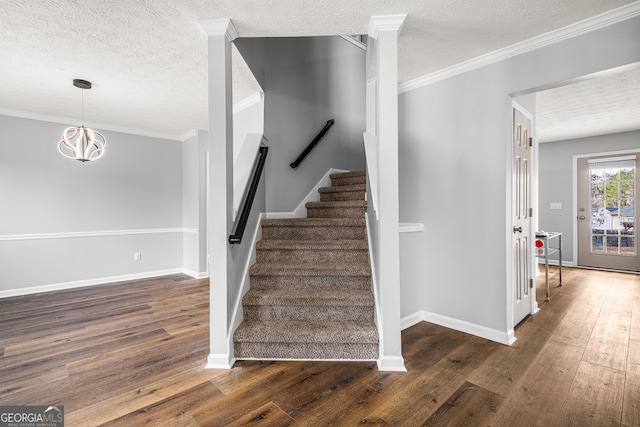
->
398;1;640;94
233;91;263;114
179;129;199;141
368;14;407;40
0;108;188;141
340;35;367;50
198;18;239;41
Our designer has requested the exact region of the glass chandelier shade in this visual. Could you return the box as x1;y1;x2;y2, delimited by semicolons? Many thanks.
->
58;79;106;162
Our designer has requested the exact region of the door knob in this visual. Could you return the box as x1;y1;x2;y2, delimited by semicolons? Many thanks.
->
513;226;522;233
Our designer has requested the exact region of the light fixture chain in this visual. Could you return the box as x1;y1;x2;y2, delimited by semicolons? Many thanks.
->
81;88;84;126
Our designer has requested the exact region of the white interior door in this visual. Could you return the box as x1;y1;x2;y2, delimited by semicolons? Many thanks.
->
577;153;638;272
513;107;533;326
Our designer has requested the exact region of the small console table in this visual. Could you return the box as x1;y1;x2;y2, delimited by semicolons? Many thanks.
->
535;231;562;301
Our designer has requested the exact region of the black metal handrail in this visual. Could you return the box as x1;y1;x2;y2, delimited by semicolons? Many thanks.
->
229;145;269;244
289;119;335;169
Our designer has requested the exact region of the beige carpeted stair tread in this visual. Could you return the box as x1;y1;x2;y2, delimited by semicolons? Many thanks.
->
318;183;366;193
305;200;367;208
243;289;374;306
262;217;365;227
250;262;371;276
234;320;378;344
256;239;367;250
329;170;366;180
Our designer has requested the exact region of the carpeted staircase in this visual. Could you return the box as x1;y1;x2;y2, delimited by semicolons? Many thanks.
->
233;170;379;360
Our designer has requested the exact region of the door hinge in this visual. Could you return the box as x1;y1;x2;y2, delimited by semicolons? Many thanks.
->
529;278;534;289
529;207;533;217
529;137;533;147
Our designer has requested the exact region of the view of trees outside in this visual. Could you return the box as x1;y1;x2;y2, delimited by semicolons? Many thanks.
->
590;159;635;255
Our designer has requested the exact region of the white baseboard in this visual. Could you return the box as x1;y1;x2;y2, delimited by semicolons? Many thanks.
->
205;353;236;369
377;355;407;372
0;268;205;299
400;311;425;331
265;168;349;219
183;269;208;279
402;310;516;346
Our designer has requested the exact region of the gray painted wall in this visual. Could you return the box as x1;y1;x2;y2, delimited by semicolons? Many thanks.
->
538;130;640;264
0;115;184;292
397;15;640;336
237;36;366;212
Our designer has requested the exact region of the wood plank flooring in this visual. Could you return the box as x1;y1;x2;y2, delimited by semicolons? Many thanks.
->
0;267;638;426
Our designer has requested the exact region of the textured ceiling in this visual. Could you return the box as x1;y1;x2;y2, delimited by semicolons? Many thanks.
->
0;0;637;138
537;66;640;143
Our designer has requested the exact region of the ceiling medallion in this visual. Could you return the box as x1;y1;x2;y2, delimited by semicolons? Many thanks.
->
58;79;106;162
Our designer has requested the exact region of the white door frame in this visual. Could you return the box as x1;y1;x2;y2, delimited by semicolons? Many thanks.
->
572;148;640;269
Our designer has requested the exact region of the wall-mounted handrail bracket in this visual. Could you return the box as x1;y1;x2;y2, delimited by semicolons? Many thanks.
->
229;145;269;244
290;119;335;169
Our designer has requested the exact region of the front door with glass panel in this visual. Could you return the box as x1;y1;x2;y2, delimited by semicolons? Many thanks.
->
577;154;638;272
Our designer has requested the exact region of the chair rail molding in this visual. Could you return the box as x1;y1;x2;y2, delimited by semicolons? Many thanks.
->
0;228;189;241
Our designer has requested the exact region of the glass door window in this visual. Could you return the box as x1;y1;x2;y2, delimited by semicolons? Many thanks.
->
589;158;635;256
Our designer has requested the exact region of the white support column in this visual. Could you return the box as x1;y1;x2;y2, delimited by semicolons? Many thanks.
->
198;18;238;369
368;15;407;372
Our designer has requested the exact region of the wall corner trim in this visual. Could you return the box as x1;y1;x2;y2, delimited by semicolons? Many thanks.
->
368;14;408;39
398;1;640;94
198;18;239;41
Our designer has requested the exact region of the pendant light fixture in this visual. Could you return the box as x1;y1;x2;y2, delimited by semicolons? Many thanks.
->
58;79;106;162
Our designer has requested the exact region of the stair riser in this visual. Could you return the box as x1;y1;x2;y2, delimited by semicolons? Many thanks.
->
262;226;366;240
256;249;368;264
243;305;374;322
234;342;378;360
250;275;371;290
306;207;366;219
331;176;366;187
320;191;365;202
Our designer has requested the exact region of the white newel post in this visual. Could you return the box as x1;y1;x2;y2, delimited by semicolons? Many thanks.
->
368;15;407;372
198;18;238;369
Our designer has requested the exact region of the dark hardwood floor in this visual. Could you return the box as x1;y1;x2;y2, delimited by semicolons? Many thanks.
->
0;266;638;426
